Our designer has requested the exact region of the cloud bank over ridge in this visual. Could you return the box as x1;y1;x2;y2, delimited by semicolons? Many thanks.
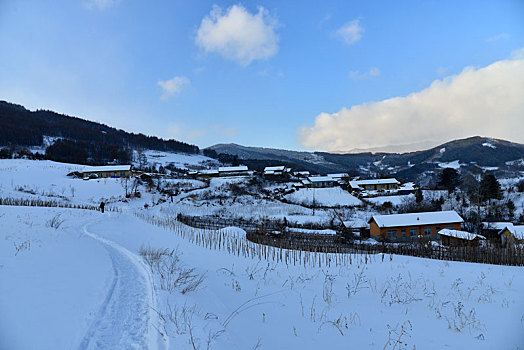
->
299;51;524;152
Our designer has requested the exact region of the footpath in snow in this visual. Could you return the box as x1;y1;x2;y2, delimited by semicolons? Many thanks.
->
78;223;162;349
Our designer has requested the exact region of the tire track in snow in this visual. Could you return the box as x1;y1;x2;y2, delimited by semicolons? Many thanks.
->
78;224;164;350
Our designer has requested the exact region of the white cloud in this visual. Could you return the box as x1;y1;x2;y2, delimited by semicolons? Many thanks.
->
299;52;524;151
158;76;190;100
487;33;510;42
85;0;120;10
349;67;380;80
335;20;363;45
195;4;279;66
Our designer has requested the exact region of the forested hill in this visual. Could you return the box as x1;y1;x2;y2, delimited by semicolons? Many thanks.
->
0;101;199;154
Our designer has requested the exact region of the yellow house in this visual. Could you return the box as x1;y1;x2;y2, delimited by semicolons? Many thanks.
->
81;165;132;179
368;210;464;242
350;178;400;191
498;225;524;247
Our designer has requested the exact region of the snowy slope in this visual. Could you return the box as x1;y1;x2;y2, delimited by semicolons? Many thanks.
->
0;159;126;205
3;206;523;349
285;187;362;207
141;150;217;169
2;159;524;349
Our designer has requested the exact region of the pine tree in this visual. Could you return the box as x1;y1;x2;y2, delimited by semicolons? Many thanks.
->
438;168;461;193
480;174;502;202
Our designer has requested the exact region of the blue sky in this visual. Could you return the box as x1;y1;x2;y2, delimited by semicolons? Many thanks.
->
1;0;523;151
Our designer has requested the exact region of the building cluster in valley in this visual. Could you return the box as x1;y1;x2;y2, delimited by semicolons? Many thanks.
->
74;163;524;247
188;164;415;196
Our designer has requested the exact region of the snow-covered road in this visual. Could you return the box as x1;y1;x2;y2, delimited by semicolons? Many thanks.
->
78;223;164;350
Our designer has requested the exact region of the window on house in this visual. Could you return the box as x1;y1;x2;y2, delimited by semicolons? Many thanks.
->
401;229;407;241
410;228;418;237
424;227;432;235
387;229;397;240
444;226;454;230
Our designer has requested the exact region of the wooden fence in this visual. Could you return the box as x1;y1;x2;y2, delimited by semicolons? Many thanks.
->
247;232;524;266
0;197;121;212
175;213;340;233
138;213;524;267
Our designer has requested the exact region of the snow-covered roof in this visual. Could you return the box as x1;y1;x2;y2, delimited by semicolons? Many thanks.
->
308;176;335;183
438;229;485;240
483;222;513;231
349;181;363;189
219;166;248;172
327;173;349;179
484;222;524;239
200;169;219;175
264;166;285;172
399;182;416;191
354;178;400;186
370;210;463;228
82;165;131;173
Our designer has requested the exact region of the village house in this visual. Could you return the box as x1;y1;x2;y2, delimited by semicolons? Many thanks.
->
264;165;286;176
218;165;250;177
483;222;524;247
305;176;335;188
263;165;292;182
81;165;132;179
188;166;250;178
292;171;310;179
350;178;400;192
327;173;350;185
437;228;485;246
368;210;464;242
198;169;220;178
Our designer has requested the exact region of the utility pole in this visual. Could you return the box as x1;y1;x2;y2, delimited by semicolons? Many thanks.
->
312;187;316;216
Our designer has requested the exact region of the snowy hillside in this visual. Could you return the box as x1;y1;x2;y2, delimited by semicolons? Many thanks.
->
0;159;125;205
140;150;217;170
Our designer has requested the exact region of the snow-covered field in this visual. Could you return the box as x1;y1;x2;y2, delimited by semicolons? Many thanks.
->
285;187;362;207
0;159;126;205
1;159;524;349
141;150;217;170
2;206;524;349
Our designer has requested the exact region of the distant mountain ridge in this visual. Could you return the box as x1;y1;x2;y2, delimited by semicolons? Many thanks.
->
1;100;523;182
208;137;524;183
